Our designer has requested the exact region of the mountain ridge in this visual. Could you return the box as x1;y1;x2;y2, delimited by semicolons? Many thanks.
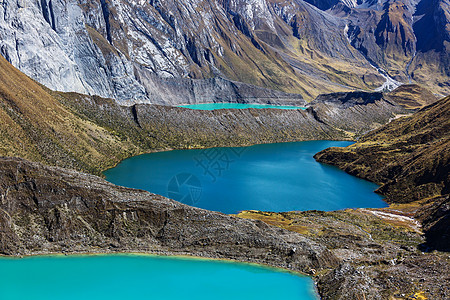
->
1;0;448;103
315;96;450;204
0;54;410;175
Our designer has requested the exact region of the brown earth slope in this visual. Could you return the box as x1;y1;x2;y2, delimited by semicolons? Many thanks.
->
0;55;141;175
315;96;450;204
386;84;439;109
315;96;450;251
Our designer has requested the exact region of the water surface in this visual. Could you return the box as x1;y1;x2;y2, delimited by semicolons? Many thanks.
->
0;255;318;300
178;103;306;110
105;141;386;213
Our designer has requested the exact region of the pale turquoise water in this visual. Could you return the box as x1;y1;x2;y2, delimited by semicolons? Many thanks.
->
105;141;386;214
0;255;318;300
178;103;306;110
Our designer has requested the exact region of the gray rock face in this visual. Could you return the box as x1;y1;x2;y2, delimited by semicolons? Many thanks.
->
0;0;293;103
137;75;306;105
312;91;385;108
0;0;146;102
0;0;315;104
0;0;387;103
306;91;407;135
1;0;447;103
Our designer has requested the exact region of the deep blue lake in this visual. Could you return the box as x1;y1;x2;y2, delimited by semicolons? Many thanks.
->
178;103;306;110
105;141;386;214
0;255;318;300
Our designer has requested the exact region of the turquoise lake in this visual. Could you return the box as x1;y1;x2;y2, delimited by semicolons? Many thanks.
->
178;103;306;110
105;141;386;214
0;255;318;300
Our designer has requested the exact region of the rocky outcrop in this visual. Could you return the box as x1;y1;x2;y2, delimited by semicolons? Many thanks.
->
0;157;338;274
318;254;449;300
312;90;386;109
237;209;449;299
131;75;306;106
307;91;408;135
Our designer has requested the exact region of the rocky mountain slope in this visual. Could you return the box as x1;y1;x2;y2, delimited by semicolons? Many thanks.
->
315;95;450;204
0;0;447;103
0;55;408;175
315;95;450;251
334;0;450;96
0;44;448;298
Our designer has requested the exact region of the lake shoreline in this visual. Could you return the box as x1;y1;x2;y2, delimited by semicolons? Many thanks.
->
0;247;322;299
0;250;311;276
2;155;446;299
100;138;355;176
0;251;320;300
104;140;386;213
0;247;318;275
176;103;307;110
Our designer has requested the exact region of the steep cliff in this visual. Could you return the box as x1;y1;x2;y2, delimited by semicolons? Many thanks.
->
2;0;447;103
336;0;450;96
0;0;366;102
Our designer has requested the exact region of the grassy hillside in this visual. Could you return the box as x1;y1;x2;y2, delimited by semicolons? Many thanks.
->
314;96;450;251
315;96;450;204
386;84;439;109
0;56;141;175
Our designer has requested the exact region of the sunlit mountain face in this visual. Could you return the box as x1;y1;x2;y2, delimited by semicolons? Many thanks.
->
0;0;448;104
